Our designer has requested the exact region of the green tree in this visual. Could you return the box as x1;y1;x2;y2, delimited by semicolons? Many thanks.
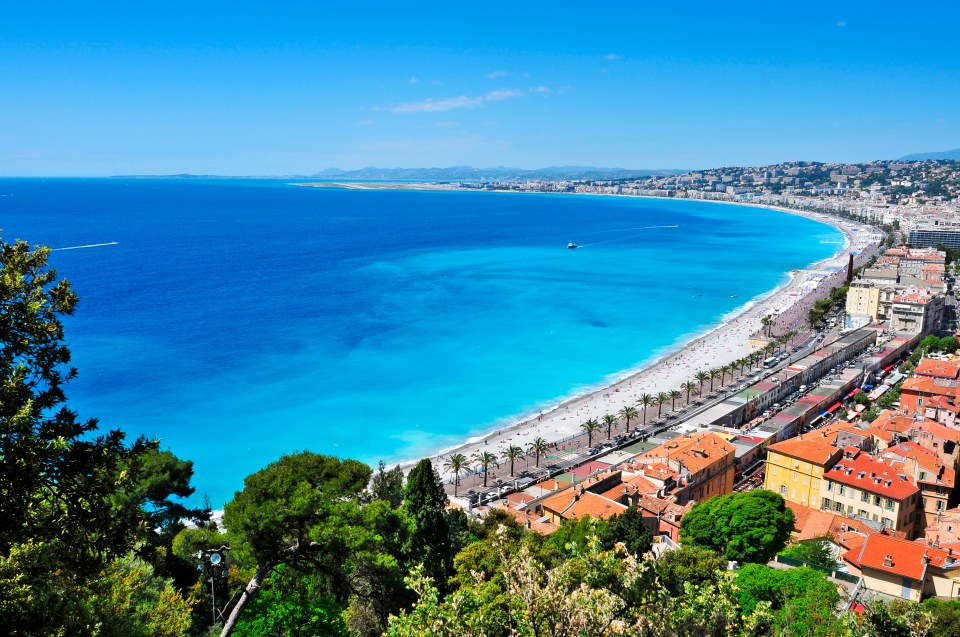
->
0;236;200;634
619;405;639;433
602;507;653;558
581;418;601;447
219;452;377;636
443;453;468;497
502;444;523;476
370;461;405;508
680;490;794;564
231;566;347;637
602;413;618;440
527;437;548;468
654;544;726;596
403;459;452;595
669;389;682;411
681;380;698;404
778;536;838;569
639;393;654;425
734;563;844;636
474;450;497;487
695;370;710;394
922;598;960;637
655;391;669;417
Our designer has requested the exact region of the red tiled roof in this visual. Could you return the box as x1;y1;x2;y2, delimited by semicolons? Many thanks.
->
845;533;954;581
914;359;960;380
824;450;919;501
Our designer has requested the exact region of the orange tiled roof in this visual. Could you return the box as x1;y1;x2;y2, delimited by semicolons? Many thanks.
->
768;436;843;466
845;533;954;581
901;376;960;399
639;432;734;474
824;450;919;501
540;488;628;521
914;359;960;380
872;410;917;434
915;420;960;443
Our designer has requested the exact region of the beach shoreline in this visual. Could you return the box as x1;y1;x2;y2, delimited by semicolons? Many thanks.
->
303;184;883;478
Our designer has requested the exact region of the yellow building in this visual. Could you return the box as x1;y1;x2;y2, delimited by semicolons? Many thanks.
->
764;436;843;509
846;282;881;320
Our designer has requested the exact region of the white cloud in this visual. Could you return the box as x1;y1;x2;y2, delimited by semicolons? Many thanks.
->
384;89;523;114
485;70;509;79
531;86;552;94
484;89;522;101
603;53;624;61
409;76;419;84
835;21;846;27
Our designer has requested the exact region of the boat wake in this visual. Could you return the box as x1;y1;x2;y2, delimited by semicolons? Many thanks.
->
51;242;119;251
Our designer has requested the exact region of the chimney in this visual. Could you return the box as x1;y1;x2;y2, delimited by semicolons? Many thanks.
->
883;554;894;567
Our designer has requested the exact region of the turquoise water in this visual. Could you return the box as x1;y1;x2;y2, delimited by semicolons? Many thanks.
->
0;179;843;506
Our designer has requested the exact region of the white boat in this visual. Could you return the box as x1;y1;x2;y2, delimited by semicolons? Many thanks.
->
567;242;578;249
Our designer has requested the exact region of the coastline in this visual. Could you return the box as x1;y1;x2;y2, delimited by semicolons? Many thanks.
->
302;184;882;477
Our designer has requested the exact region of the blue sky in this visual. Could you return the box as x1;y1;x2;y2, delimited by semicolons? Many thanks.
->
2;2;959;175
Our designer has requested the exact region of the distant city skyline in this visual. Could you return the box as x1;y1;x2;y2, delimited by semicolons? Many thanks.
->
2;2;959;176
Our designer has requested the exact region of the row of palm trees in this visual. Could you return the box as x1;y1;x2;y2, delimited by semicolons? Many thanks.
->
443;331;800;497
443;435;554;495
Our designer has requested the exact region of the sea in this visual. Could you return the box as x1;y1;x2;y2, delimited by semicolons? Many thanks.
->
0;178;844;507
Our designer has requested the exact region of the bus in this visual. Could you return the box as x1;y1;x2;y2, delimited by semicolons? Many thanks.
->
762;356;778;368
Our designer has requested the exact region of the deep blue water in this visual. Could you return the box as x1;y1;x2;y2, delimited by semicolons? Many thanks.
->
0;179;843;506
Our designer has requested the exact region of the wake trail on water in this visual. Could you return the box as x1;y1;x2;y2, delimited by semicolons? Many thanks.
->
51;242;119;251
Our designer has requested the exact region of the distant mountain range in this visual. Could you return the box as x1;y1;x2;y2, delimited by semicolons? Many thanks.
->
899;148;960;161
308;165;686;181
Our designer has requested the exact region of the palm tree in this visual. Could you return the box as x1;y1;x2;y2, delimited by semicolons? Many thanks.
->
738;358;750;375
528;436;548;467
694;371;709;395
639;393;653;425
681;380;698;403
502;444;523;476
656;392;669;417
708;368;721;391
669;389;682;411
474;450;497;487
619;405;639;432
581;418;601;447
443;453;468;497
602;413;617;440
720;364;731;385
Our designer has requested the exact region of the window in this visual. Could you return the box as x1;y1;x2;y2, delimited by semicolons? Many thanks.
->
874;495;881;506
920;471;927;480
847;504;854;514
813;479;819;489
780;485;787;495
839;484;846;495
861;491;869;502
923;497;928;508
883;517;893;529
822;498;832;509
827;480;834;492
771;466;777;476
791;489;796;499
803;476;809;486
793;473;798;483
937;501;945;511
885;499;895;511
850;488;857;500
835;502;843;513
859;509;868;518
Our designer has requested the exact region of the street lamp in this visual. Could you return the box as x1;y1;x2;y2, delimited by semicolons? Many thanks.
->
196;545;230;626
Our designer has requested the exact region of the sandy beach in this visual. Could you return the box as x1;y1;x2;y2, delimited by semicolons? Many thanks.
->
400;197;884;480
